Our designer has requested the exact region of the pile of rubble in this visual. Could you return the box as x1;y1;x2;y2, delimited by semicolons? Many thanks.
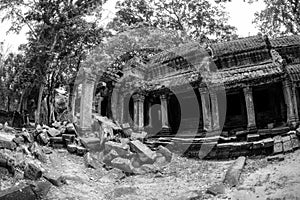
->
0;117;174;199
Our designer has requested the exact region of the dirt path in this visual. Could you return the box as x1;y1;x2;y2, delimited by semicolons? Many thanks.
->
42;149;300;200
227;150;300;200
44;151;233;200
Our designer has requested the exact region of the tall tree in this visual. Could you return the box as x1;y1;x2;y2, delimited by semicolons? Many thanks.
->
108;0;237;41
253;0;300;36
0;0;107;124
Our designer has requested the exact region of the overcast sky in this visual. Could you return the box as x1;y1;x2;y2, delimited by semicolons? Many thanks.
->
0;0;266;53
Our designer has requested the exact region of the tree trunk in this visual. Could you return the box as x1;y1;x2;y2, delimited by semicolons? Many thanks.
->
18;90;26;113
36;83;45;125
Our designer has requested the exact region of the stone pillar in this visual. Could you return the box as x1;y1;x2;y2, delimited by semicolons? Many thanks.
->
199;88;212;132
147;100;153;128
243;86;256;130
75;69;96;135
210;90;220;131
160;94;170;130
133;94;139;130
111;83;120;121
283;80;297;126
138;95;145;132
97;96;103;115
118;94;125;124
292;86;299;122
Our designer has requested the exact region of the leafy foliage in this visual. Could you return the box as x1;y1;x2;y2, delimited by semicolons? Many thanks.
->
108;0;237;41
253;0;300;36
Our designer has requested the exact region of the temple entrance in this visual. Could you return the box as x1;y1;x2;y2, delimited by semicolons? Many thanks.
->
173;89;203;136
253;82;287;129
224;89;247;131
168;93;181;135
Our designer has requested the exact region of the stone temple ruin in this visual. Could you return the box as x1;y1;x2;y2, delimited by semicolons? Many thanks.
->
74;35;300;159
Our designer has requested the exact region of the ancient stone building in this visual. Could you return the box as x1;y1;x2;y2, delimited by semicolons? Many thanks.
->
93;35;300;138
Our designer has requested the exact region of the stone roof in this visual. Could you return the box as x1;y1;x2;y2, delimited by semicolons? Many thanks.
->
287;64;300;82
270;35;300;48
203;62;283;86
210;36;266;57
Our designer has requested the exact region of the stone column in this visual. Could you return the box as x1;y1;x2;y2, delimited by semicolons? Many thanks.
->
199;88;212;132
243;86;256;130
118;94;125;124
76;71;96;135
292;86;299;122
133;94;139;130
138;95;145;132
283;80;297;126
160;94;170;129
147;100;153;128
97;96;103;115
111;83;120;121
210;90;220;131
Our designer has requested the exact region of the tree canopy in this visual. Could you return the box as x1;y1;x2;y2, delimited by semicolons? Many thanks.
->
253;0;300;36
108;0;237;42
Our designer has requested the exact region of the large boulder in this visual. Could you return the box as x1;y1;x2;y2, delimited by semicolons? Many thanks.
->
105;141;130;158
223;156;246;187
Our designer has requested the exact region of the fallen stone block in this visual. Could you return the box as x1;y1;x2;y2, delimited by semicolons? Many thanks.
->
67;144;77;154
43;171;66;187
30;142;47;163
50;137;64;144
65;123;78;135
103;149;119;165
247;134;260;142
76;146;87;156
267;155;284;162
0;151;15;175
139;164;160;174
156;145;172;162
0;182;36;200
37;131;49;145
52;143;65;149
84;152;102;169
105;141;130;157
0;137;17;150
223;156;246;187
47;128;61;137
206;183;226;196
131;132;147;140
130;140;156;161
24;161;43;180
30;179;52;199
80;137;101;152
12;136;25;146
111;157;133;173
262;138;274;148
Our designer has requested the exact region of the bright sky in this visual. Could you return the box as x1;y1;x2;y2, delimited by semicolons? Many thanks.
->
0;0;266;53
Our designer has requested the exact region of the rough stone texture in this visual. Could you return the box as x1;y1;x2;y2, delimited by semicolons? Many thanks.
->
80;137;101;152
30;142;47;163
65;123;78;135
24;162;43;180
0;183;36;200
67;144;77;154
44;171;66;187
50;137;64;144
30;179;52;199
84;152;102;169
156;145;172;162
223;156;246;187
76;146;87;156
111;157;133;173
273;136;283;154
0;137;16;150
47;128;61;137
105;141;129;157
103;149;119;165
267;155;285;162
290;134;300;149
130;140;156;161
282;136;293;152
206;183;226;196
262;138;274;148
247;134;260;142
12;136;25;146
